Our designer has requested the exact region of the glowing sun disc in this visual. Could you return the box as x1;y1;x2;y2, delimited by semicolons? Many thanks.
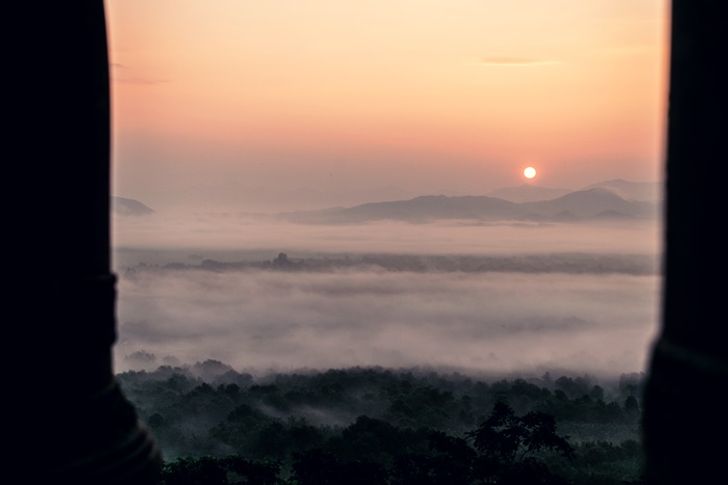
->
523;166;537;179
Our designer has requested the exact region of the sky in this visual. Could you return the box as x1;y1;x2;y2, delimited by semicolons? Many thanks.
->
107;0;668;212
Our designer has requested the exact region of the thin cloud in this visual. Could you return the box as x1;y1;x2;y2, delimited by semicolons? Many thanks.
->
480;56;561;66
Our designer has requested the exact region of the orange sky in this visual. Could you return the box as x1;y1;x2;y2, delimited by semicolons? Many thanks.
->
107;0;668;211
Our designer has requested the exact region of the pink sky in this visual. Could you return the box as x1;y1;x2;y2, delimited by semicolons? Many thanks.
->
107;0;668;211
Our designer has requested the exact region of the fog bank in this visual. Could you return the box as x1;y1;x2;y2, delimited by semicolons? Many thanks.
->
113;214;660;256
116;268;659;375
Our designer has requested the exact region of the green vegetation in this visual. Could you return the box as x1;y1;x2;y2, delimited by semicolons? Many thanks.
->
118;362;644;484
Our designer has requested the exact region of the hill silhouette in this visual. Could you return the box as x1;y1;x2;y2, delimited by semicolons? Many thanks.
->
283;186;657;224
112;196;154;216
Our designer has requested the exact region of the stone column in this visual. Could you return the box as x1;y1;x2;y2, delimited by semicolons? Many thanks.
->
644;1;728;483
8;2;161;482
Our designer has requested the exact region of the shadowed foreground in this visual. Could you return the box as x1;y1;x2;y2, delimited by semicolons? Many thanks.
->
121;366;644;484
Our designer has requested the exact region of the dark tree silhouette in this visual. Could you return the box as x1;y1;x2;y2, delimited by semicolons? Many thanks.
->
520;412;574;459
624;395;640;419
162;457;227;485
293;449;388;485
121;368;642;484
467;402;574;484
162;456;279;485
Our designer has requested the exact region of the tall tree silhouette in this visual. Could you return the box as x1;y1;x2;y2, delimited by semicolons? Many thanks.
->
467;402;573;484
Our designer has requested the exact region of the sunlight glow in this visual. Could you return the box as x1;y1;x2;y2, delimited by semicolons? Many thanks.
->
523;166;537;179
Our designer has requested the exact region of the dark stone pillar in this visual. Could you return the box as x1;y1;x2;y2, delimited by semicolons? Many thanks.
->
644;1;728;482
7;2;161;482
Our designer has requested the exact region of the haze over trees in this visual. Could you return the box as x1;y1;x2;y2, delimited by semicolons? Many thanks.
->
118;363;644;484
109;181;658;483
104;0;666;480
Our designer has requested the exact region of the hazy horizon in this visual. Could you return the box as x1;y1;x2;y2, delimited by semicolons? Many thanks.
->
107;0;667;212
113;176;662;217
113;214;661;377
107;1;666;378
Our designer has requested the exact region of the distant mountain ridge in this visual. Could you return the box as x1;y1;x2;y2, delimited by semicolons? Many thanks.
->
487;179;660;203
519;188;652;219
487;184;571;203
582;179;660;202
283;185;658;224
112;196;154;216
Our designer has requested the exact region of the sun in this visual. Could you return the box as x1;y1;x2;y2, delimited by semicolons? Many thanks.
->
523;166;537;180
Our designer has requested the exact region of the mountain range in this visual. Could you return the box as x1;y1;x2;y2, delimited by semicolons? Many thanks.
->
111;179;661;223
283;179;660;224
487;179;659;203
581;179;660;202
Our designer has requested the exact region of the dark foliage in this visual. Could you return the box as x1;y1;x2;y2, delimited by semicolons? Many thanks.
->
120;366;643;484
162;456;279;485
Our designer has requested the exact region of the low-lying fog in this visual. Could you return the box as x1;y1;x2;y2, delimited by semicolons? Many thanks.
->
113;213;660;257
113;215;661;376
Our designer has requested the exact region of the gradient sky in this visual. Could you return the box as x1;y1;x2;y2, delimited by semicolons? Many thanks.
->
107;0;668;211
